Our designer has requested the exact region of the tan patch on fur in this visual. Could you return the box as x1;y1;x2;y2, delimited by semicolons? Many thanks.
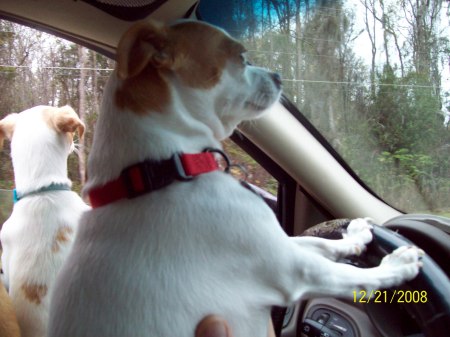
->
0;113;18;149
21;283;47;305
169;21;246;89
43;106;85;138
115;20;247;114
115;66;171;115
52;226;74;253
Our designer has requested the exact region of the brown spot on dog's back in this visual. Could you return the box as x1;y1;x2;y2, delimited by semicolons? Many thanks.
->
52;226;74;253
21;284;47;305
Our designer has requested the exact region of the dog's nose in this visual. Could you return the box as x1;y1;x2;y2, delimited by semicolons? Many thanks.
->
271;73;282;89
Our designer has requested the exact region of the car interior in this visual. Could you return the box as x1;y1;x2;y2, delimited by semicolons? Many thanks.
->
0;0;449;336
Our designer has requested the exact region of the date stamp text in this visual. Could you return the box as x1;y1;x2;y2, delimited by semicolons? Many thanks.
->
353;290;428;303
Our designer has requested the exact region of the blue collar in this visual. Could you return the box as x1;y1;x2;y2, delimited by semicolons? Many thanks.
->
13;183;72;203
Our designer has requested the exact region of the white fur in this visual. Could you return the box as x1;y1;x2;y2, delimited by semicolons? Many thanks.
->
0;106;90;337
48;21;422;337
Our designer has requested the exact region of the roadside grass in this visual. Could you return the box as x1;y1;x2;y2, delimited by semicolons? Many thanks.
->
223;140;278;195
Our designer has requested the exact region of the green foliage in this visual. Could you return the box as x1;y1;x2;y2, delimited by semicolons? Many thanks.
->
377;149;435;197
371;69;442;152
361;64;449;211
223;140;278;195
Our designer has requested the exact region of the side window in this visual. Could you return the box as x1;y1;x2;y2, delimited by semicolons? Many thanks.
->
0;20;113;221
0;20;280;227
199;1;450;216
223;139;278;196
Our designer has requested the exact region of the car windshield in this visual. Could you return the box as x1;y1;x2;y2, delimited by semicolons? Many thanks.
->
199;0;450;216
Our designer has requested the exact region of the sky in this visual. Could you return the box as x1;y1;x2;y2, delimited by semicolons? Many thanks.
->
347;0;450;106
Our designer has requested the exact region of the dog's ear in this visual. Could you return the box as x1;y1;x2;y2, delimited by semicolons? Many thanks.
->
117;21;172;80
48;106;85;139
0;113;18;149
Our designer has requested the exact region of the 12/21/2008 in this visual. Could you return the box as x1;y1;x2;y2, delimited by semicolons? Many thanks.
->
353;290;427;304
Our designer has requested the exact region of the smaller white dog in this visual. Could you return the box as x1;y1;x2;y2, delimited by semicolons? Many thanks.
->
0;105;90;337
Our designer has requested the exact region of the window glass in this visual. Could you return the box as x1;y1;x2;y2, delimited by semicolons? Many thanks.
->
199;0;450;215
223;140;278;196
0;19;278;225
0;20;113;213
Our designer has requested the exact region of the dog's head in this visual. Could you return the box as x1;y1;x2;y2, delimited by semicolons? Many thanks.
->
0;105;84;157
114;20;282;140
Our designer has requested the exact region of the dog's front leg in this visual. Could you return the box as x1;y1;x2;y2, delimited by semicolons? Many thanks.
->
270;241;422;304
290;218;373;261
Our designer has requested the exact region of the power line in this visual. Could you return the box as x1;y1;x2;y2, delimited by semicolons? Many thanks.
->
247;49;339;59
0;64;113;71
0;65;441;90
283;78;439;89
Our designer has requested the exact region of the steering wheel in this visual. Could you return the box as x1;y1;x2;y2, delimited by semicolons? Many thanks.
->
299;218;450;337
361;224;450;337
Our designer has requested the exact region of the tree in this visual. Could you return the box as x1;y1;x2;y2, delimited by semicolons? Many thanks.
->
0;20;114;194
77;45;88;186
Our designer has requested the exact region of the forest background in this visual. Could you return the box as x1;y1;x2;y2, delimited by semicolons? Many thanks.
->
0;0;449;224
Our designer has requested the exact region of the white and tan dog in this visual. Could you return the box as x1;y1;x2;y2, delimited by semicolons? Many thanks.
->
48;20;422;337
0;105;90;337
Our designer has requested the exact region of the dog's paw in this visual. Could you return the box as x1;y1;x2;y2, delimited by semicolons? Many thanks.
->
379;246;424;285
342;218;373;255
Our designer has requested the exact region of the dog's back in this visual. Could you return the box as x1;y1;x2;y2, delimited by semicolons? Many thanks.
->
50;172;280;337
0;106;90;337
1;191;88;337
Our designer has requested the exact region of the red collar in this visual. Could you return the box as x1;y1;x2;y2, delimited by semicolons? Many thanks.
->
88;152;219;208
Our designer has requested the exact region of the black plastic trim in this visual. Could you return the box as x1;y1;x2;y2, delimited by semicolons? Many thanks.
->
183;2;198;18
81;0;168;21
